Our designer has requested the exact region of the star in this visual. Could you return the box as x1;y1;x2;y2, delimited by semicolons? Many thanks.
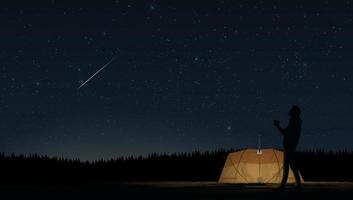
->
149;4;156;11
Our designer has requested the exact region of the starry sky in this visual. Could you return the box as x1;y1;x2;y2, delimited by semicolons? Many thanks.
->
1;0;353;160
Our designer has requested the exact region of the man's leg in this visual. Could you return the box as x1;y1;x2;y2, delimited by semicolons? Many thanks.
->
290;156;302;188
280;151;290;188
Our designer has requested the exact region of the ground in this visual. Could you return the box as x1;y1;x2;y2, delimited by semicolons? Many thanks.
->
1;182;353;199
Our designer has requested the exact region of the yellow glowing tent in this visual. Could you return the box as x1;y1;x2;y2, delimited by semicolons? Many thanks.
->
218;148;304;184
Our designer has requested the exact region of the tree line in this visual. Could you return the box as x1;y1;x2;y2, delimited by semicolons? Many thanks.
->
0;149;352;183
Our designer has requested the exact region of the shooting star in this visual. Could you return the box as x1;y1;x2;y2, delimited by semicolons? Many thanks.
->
78;57;115;89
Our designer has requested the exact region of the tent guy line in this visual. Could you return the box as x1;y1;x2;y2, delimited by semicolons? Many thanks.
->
78;57;116;89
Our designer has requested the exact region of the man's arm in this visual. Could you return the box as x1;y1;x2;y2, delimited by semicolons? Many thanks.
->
275;125;286;135
274;120;286;135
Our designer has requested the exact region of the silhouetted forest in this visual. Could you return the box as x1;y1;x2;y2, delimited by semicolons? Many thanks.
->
1;149;353;183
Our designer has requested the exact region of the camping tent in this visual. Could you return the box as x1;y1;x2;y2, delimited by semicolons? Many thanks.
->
218;148;304;184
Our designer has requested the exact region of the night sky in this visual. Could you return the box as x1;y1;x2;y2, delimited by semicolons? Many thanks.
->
1;0;353;160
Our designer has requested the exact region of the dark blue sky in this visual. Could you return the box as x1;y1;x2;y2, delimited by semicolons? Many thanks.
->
1;0;353;160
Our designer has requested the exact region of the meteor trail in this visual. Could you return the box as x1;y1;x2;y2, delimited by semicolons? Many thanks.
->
78;57;115;89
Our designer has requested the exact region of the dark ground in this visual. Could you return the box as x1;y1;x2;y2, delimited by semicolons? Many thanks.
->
1;182;353;200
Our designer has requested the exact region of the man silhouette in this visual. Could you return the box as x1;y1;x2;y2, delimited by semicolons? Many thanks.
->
274;105;302;190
